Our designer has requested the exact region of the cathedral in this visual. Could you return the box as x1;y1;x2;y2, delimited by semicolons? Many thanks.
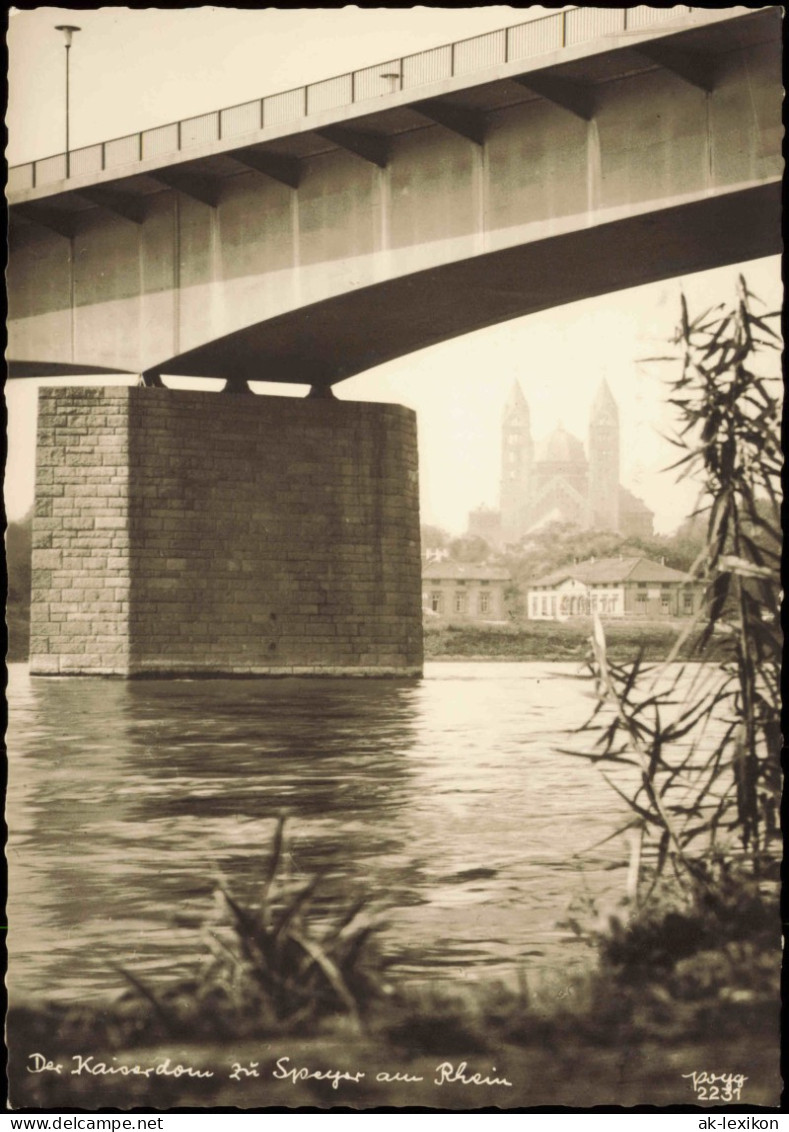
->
468;380;653;547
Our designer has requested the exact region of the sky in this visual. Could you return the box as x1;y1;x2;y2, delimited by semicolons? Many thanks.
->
5;6;782;534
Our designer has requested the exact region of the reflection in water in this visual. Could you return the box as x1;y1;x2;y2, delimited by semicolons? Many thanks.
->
7;662;632;1005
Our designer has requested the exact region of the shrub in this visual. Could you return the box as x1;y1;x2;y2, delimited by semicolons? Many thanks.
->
115;815;390;1040
558;276;782;1053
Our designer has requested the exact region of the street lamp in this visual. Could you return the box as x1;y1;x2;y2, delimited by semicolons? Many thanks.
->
55;24;81;176
380;72;401;95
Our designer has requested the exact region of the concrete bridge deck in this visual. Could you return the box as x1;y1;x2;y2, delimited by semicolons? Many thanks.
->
8;4;781;388
7;6;764;202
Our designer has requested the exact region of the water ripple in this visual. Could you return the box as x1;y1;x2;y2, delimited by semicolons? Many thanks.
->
7;660;650;1005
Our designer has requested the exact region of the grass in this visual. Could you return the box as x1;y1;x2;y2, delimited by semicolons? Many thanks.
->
423;618;730;662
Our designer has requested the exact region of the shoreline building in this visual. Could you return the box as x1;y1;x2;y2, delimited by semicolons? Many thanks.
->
422;562;511;622
468;381;653;548
527;556;704;621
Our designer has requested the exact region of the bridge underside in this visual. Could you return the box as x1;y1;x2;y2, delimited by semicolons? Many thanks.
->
142;180;781;389
10;180;780;389
9;9;781;387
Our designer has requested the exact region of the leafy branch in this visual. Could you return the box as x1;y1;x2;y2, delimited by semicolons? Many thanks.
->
569;277;782;904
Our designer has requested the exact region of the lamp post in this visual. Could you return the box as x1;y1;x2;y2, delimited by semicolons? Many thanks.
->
55;24;81;176
380;72;401;95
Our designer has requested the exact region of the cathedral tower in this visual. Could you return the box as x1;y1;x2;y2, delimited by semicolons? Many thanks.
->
500;381;533;544
587;379;620;532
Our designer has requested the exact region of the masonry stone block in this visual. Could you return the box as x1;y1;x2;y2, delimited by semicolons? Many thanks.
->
30;387;423;677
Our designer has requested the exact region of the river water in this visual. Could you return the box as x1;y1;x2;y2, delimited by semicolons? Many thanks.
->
7;660;642;1007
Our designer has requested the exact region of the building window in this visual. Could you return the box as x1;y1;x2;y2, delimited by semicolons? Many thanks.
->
661;596;670;612
560;596;569;615
531;596;539;617
430;592;443;614
454;592;467;614
550;596;556;617
541;596;548;615
479;591;490;614
683;591;694;614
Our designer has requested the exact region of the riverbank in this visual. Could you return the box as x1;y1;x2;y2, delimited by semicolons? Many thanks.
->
9;951;778;1109
8;786;780;1112
9;617;723;667
423;619;728;662
9;832;779;1109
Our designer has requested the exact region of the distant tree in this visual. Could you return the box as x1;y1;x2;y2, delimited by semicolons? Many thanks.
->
6;510;33;661
448;534;490;564
420;524;450;556
503;581;524;620
657;519;706;572
499;518;706;590
6;511;32;604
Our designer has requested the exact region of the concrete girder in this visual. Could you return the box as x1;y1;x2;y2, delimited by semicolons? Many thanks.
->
306;384;337;400
632;44;717;93
7;12;781;384
230;148;302;189
314;125;389;168
7;7;777;222
13;202;79;239
8;360;136;379
75;185;148;224
148;168;222;207
144;181;781;389
510;74;595;121
412;98;488;145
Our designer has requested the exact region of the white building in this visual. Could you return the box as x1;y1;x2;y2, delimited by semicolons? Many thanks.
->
527;556;704;621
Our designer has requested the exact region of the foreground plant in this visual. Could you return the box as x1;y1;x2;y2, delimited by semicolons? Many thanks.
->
567;277;781;909
116;815;389;1039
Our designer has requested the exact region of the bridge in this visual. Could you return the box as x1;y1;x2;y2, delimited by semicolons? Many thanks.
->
8;5;781;677
8;5;781;386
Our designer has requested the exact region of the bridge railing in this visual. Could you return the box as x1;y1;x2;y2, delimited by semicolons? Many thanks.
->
8;5;693;194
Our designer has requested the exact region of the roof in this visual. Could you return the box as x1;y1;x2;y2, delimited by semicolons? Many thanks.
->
535;425;586;465
529;556;692;587
423;562;511;582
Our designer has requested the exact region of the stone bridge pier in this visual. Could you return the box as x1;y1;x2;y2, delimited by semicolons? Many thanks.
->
30;387;423;677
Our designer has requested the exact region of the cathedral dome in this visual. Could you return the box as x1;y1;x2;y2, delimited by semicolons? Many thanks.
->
536;426;586;466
